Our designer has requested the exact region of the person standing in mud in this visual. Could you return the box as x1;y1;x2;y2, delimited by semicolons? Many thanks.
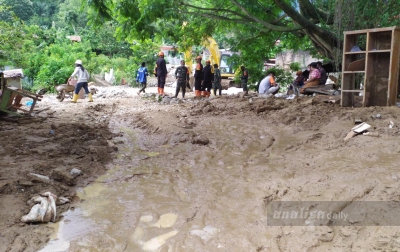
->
69;59;92;103
240;65;249;95
202;59;213;97
174;60;189;99
156;51;168;95
136;62;149;95
194;56;203;97
213;63;222;96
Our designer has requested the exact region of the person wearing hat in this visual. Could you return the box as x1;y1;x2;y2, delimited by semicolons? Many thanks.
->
69;59;92;103
202;59;214;97
194;56;203;97
156;51;168;95
174;60;189;98
213;63;222;96
240;65;249;95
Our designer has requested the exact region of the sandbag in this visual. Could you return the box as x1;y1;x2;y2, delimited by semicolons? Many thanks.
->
21;192;57;223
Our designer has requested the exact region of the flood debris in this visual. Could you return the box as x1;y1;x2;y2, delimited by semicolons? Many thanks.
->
21;192;57;223
363;132;380;137
344;122;371;141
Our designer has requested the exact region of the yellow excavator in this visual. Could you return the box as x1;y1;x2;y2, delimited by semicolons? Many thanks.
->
184;37;236;82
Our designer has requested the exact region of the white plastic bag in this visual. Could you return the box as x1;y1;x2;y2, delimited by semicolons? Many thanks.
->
21;192;57;223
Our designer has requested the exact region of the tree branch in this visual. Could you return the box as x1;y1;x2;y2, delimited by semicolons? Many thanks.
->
181;2;249;20
273;0;336;44
230;0;302;32
298;0;333;24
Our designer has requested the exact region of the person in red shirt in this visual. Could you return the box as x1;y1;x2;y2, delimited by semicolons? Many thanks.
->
300;62;320;94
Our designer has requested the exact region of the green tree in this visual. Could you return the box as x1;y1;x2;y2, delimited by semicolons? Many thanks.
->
85;0;400;62
0;0;34;22
27;41;96;91
29;0;62;28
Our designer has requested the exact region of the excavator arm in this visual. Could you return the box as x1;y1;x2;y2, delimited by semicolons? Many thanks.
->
184;36;236;82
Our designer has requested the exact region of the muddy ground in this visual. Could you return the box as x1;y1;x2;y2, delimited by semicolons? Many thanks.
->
2;84;400;252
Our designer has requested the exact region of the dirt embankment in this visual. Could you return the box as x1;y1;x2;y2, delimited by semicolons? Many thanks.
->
0;103;118;252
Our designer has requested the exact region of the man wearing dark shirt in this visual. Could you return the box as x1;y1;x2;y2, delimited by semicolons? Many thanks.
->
202;60;214;97
316;61;327;85
156;51;168;94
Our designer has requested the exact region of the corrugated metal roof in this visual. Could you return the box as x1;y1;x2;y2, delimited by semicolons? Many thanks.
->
67;35;81;42
3;69;24;78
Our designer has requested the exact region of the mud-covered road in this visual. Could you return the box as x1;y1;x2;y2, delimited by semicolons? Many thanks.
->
2;86;400;252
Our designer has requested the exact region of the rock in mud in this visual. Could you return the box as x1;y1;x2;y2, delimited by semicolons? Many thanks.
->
70;168;82;178
191;135;209;145
27;173;51;184
51;168;76;186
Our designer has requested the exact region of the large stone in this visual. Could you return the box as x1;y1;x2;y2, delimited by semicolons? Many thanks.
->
70;168;82;178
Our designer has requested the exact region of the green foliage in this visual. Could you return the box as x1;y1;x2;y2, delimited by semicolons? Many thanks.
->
0;0;34;22
84;0;400;63
289;62;301;72
266;66;292;86
28;41;96;92
29;0;62;28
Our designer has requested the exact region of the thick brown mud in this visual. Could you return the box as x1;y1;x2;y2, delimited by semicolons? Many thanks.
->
3;86;400;251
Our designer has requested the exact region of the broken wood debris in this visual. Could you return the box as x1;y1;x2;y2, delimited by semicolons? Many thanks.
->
344;122;372;141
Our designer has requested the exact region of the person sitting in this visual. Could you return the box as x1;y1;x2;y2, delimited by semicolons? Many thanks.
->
302;64;311;80
287;71;305;96
300;62;320;94
258;72;280;95
316;61;327;85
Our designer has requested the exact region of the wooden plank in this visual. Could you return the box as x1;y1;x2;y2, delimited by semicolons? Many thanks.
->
344;51;367;54
341;90;363;93
388;29;400;106
368;50;391;53
344;26;397;35
341;33;349;106
363;31;373;107
347;58;365;71
343;71;365;73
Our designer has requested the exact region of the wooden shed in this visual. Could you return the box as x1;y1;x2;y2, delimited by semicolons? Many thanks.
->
1;69;24;93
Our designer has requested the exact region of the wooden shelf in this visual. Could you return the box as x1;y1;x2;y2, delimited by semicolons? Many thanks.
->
341;26;400;107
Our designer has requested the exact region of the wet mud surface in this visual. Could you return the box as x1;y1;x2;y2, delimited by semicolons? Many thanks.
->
2;86;400;251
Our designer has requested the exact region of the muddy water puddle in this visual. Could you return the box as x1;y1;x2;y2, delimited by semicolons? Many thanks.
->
38;117;288;251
